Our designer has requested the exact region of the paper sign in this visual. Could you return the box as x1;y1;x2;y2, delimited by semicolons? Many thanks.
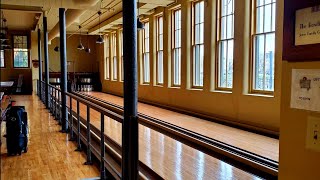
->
295;6;320;46
291;69;320;112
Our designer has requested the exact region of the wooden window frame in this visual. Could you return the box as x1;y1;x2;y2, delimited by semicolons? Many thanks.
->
156;15;164;86
105;35;110;80
111;32;118;81
191;0;205;89
142;21;150;84
171;8;182;87
120;30;124;82
215;0;234;91
12;34;30;69
0;49;5;68
249;0;276;95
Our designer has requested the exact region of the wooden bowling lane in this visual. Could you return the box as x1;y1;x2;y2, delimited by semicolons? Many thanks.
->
1;95;99;180
80;91;279;162
68;97;263;179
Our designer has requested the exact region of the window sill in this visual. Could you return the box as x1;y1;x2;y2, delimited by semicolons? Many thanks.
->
154;84;164;87
188;88;203;91
245;93;274;98
13;67;30;69
211;90;232;94
168;86;181;89
140;83;150;86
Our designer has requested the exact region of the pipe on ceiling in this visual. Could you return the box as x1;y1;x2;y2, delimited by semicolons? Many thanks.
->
48;0;99;42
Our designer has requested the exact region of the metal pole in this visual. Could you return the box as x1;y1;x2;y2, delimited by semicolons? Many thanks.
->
43;16;50;108
85;106;93;165
38;28;42;98
58;91;62;125
75;100;82;151
69;96;75;141
53;88;56;117
49;86;52;113
122;0;138;179
100;113;106;180
59;8;68;132
37;80;39;96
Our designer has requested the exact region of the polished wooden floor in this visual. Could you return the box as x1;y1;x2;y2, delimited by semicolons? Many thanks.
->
83;91;279;162
1;95;99;180
69;92;265;179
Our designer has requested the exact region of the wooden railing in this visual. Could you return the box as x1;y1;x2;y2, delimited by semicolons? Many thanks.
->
37;80;278;179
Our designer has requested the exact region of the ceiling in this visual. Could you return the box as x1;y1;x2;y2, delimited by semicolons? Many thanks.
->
1;0;175;37
2;10;41;31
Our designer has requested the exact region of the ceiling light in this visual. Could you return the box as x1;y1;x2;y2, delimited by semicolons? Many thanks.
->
85;47;91;53
77;25;84;50
77;43;84;50
96;11;104;44
85;32;91;53
137;0;144;31
0;33;8;41
137;18;144;31
0;12;9;43
96;35;104;44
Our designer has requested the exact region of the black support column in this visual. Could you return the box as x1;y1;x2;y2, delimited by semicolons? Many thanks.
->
59;8;68;132
122;0;138;179
38;28;42;97
43;16;50;108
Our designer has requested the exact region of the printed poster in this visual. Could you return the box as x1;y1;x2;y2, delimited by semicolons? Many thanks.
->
291;69;320;112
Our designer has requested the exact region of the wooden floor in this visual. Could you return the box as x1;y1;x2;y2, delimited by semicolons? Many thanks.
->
1;95;99;180
83;91;279;162
69;92;266;179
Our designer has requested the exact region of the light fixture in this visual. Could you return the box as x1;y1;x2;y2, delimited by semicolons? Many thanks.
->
137;19;144;30
1;40;10;47
85;32;91;53
0;32;8;41
137;0;144;31
96;11;104;44
0;11;11;49
77;25;85;50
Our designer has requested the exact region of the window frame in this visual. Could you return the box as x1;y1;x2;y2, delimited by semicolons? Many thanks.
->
0;49;5;68
156;15;164;86
249;0;276;95
104;35;110;80
191;0;205;89
171;8;182;87
12;34;30;68
120;30;124;82
215;0;235;91
142;21;150;84
111;32;118;81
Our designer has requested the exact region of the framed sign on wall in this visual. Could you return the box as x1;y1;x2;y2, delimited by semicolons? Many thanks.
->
283;1;320;61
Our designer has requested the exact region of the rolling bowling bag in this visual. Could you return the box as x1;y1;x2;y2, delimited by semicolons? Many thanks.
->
6;105;28;155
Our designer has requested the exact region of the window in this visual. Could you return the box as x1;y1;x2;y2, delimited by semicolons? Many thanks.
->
120;30;124;81
105;35;110;80
156;16;164;85
13;35;29;68
192;1;204;87
217;0;234;89
112;33;118;80
172;9;182;86
252;0;276;92
0;50;4;68
142;22;150;84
